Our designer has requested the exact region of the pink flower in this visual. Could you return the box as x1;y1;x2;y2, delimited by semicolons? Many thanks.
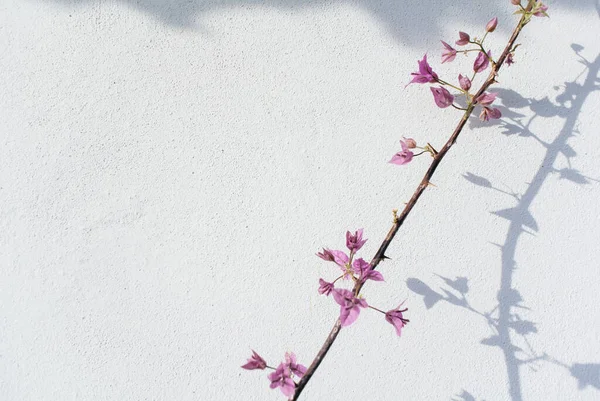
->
506;53;515;66
268;363;295;397
317;248;349;267
284;352;307;378
456;31;470;46
458;74;471;91
353;258;384;283
389;149;414;166
430;86;455;108
441;41;457;63
533;2;549;17
332;289;368;327
485;17;498;33
241;350;267;370
385;305;410;336
408;54;439;85
346;229;367;252
390;137;419;165
479;107;502;121
401;137;417;149
318;278;334;296
475;92;498;106
316;248;335;262
474;50;491;73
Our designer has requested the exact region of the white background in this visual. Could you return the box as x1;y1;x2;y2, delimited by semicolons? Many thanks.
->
1;1;600;400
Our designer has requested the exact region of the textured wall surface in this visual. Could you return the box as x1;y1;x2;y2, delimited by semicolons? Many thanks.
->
1;1;600;400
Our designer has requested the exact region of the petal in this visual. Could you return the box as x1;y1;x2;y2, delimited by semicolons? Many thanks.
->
340;305;361;327
329;250;349;266
364;270;385;282
281;379;296;397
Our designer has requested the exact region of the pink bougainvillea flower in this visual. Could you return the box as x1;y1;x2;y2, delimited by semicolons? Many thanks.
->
316;248;335;262
401;137;417;149
330;250;350;267
456;31;470;46
475;92;498;106
479;106;502;121
332;289;368;327
506;53;515;66
485;17;498;33
346;229;367;252
385;305;410;336
390;138;418;166
533;2;549;17
441;41;457;63
241;350;267;370
389;149;414;166
284;352;307;378
318;278;334;296
317;248;349;267
353;257;384;283
408;54;438;85
474;50;491;73
458;74;472;91
268;363;295;397
430;86;455;108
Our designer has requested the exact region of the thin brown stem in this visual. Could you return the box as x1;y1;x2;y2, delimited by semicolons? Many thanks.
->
291;7;534;401
368;305;387;315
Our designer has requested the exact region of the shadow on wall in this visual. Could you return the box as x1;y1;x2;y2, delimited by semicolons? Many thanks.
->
35;0;600;43
408;44;600;401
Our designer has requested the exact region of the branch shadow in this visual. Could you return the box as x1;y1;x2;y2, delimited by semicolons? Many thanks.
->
31;0;598;45
407;45;600;401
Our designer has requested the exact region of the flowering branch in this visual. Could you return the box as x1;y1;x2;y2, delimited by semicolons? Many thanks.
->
243;1;548;400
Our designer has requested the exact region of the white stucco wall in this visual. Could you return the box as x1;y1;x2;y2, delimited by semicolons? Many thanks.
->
1;1;600;400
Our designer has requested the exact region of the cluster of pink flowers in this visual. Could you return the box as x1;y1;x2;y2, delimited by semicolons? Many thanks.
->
407;1;548;122
394;1;548;167
242;231;409;398
317;229;409;332
407;20;500;120
241;351;308;397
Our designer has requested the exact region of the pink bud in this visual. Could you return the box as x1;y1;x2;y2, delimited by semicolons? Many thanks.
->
486;17;498;33
511;0;521;5
456;31;470;46
403;137;417;149
506;53;515;66
458;74;471;91
430;86;454;109
474;50;491;73
475;92;498;106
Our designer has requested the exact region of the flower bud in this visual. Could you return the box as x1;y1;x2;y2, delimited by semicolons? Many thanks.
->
456;31;470;46
458;74;472;91
511;0;521;5
486;17;498;33
430;86;454;109
403;137;417;149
